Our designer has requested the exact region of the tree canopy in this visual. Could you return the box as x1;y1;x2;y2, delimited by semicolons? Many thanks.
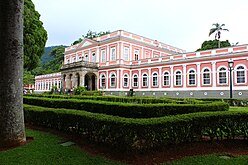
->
24;0;47;71
197;40;231;51
72;30;110;45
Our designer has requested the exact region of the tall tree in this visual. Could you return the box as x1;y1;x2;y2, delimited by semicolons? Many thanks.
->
209;23;229;48
0;0;26;147
43;46;65;73
24;0;47;71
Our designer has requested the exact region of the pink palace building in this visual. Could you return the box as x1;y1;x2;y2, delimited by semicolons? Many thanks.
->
35;30;248;98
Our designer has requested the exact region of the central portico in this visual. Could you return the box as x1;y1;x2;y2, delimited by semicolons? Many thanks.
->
61;61;98;91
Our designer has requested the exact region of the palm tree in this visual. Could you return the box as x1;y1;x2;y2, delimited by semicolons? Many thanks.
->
0;0;26;147
209;23;229;48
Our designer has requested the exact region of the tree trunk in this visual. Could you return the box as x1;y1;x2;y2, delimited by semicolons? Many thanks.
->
0;0;26;147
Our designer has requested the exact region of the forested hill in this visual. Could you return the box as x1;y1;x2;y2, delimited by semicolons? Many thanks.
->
41;45;67;64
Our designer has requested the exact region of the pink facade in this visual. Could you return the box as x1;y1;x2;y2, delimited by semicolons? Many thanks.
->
35;72;62;92
35;30;248;98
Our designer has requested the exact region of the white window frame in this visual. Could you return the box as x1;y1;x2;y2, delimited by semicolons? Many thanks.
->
202;68;211;85
123;74;129;87
133;74;138;87
101;49;106;62
163;71;170;86
78;56;82;61
109;73;116;87
142;73;148;87
235;65;246;84
188;69;196;86
218;66;228;85
92;52;96;62
174;70;182;86
100;74;106;88
124;47;129;61
85;54;89;61
110;47;116;61
152;72;158;87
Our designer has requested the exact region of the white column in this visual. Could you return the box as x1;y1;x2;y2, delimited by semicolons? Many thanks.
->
129;70;132;88
96;46;100;63
106;45;109;62
41;81;44;90
57;79;59;89
138;69;141;89
197;63;201;87
212;61;216;87
170;66;174;87
106;71;109;89
116;69;119;89
183;64;187;88
159;67;162;88
44;81;46;90
148;68;151;89
120;69;123;90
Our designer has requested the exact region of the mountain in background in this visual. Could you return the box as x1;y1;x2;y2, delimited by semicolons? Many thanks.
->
41;45;67;64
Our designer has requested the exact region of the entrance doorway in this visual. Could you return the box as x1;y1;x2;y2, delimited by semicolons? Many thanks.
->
84;73;97;91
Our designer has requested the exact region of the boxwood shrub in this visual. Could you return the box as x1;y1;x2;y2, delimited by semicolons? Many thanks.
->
24;104;248;152
23;97;229;118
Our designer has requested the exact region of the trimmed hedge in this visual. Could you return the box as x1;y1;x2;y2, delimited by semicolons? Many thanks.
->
23;97;229;118
26;94;248;106
24;104;248;152
25;94;176;104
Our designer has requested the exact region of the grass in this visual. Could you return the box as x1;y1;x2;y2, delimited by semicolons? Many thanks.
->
162;154;248;165
229;106;248;111
0;129;124;165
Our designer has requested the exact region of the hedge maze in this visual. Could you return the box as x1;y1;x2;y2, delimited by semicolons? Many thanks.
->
24;95;248;152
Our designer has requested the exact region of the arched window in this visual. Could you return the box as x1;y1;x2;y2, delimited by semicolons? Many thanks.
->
152;73;158;86
218;67;227;84
236;66;245;84
163;72;170;86
142;73;148;87
175;70;182;86
100;74;106;88
133;74;138;87
110;74;116;87
85;54;88;61
188;69;196;85
92;53;95;62
123;74;129;87
203;68;211;85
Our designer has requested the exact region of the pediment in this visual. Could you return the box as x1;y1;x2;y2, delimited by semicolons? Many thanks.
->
78;38;97;48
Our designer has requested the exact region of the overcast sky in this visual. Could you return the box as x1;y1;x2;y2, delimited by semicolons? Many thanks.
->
32;0;248;52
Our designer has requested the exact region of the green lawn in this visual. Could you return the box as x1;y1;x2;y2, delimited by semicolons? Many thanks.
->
0;129;124;165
